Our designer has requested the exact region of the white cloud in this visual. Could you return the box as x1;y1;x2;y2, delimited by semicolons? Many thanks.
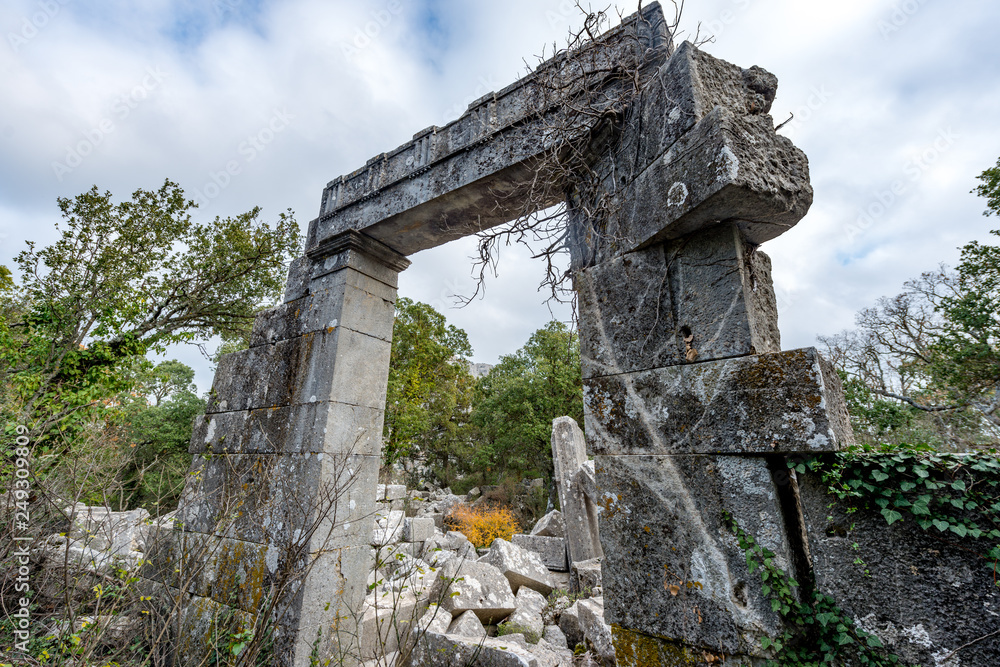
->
2;0;999;394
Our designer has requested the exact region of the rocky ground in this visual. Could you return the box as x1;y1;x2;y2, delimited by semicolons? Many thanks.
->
28;486;612;666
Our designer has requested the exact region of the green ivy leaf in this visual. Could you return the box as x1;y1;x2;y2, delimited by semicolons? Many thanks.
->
881;509;903;525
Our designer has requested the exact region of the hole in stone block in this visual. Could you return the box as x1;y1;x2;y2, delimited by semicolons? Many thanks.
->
732;580;748;607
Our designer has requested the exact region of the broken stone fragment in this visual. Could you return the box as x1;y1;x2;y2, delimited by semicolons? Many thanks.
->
485;538;555;596
576;598;614;665
507;587;547;640
435;559;517;624
558;601;584;650
403;517;435;543
530;510;565;538
543;624;568;649
448;609;487;640
511;534;569;572
569;558;602;594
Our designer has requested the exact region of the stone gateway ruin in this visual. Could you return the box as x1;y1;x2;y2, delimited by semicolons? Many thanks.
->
148;3;998;665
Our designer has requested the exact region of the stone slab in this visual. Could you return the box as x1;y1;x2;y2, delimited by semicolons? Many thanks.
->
584;347;853;455
550;417;603;566
570;104;812;270
435;559;516;624
595;453;793;655
575;223;779;379
511;534;568;572
530;510;565;538
484;538;555;596
307;5;671;258
798;468;1000;666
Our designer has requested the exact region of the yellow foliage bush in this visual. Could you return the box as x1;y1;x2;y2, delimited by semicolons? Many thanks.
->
445;503;520;548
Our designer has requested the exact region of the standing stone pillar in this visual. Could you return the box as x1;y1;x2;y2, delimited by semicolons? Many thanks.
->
153;230;408;667
575;223;852;663
551;416;603;566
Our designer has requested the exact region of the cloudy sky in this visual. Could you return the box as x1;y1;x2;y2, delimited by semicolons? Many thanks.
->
2;0;998;392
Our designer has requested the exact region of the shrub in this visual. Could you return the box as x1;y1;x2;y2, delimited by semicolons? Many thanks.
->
444;503;519;548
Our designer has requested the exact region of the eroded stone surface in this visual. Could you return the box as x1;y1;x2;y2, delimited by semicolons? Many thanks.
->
575;223;779;379
530;510;565;538
550;417;603;566
595;454;792;656
511;534;568;572
435;559;517;624
485;538;554;596
799;469;1000;666
584;347;853;455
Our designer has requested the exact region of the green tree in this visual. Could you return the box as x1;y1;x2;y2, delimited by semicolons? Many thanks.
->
0;179;300;446
472;321;583;481
120;360;205;512
382;298;476;484
820;158;1000;450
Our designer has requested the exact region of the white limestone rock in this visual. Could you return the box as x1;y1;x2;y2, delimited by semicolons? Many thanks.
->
485;538;555;596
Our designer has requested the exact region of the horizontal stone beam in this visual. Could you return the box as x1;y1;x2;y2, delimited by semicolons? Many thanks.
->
307;3;672;256
584;347;854;455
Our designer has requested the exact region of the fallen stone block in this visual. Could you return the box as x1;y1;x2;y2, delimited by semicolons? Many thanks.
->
448;609;486;640
543;624;568;649
506;587;546;640
577;598;614;665
485;538;554;595
410;631;570;667
531;510;565;538
359;590;418;660
511;534;568;572
404;516;436;543
570;558;602;594
372;509;406;546
416;603;451;635
66;504;150;555
558;601;584;650
435;559;516;624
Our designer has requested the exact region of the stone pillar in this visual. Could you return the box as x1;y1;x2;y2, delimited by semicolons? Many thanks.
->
574;223;853;664
551;416;603;567
152;230;408;667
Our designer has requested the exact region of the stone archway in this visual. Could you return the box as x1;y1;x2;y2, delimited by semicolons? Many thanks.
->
151;4;852;665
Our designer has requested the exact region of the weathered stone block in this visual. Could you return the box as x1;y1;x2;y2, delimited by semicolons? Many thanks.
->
207;326;392;413
435;560;516;624
251;267;397;348
511;534;568;572
404;517;436;543
448;609;486;639
507;586;546;639
575;223;779;378
595;454;793;656
570;104;812;269
176;452;379;552
189;401;384;456
584;347;853;455
484;538;554;596
798;468;1000;666
530;510;565;538
577;598;614;664
569;558;602;594
550;417;602;566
